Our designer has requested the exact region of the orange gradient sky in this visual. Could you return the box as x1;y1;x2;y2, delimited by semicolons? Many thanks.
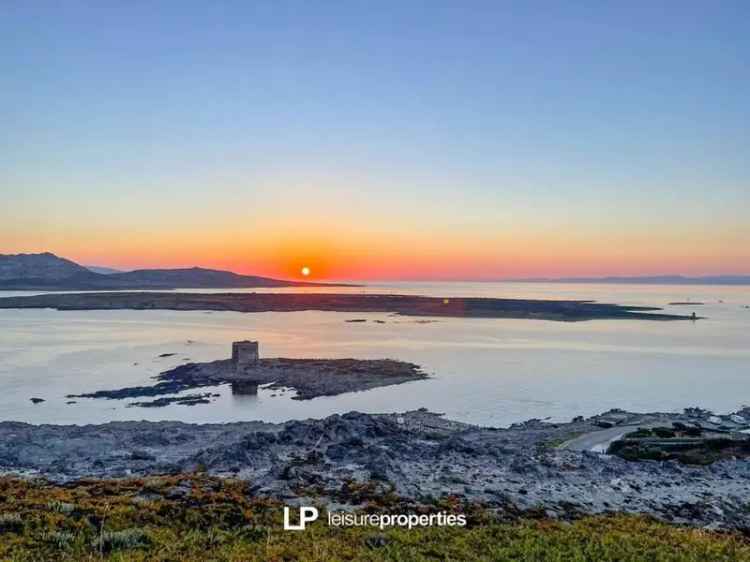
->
2;3;749;281
3;193;748;281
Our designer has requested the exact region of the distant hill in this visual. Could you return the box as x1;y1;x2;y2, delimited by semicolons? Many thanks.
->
0;253;351;290
0;252;93;282
85;265;125;275
510;275;750;286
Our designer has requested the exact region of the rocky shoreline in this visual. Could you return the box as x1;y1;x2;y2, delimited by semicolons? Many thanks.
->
1;406;749;531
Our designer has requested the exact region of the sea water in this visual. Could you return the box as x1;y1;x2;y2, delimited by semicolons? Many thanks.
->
0;282;748;427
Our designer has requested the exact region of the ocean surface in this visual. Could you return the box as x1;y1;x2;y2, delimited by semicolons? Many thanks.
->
1;282;748;427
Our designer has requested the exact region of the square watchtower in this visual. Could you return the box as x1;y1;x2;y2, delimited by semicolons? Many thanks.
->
232;340;259;370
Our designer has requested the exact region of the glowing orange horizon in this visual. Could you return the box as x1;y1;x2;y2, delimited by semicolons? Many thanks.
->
4;214;748;282
15;239;748;282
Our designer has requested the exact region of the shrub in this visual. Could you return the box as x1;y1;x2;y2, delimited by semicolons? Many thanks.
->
47;500;76;514
42;530;76;549
0;513;23;533
653;427;676;438
92;528;150;553
626;428;653;438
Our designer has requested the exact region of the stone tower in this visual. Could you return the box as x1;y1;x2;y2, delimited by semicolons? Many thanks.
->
232;340;259;370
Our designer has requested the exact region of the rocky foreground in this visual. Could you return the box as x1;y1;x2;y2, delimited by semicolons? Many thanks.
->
2;407;750;531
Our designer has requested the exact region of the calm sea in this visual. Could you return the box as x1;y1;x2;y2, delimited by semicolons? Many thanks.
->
1;282;748;427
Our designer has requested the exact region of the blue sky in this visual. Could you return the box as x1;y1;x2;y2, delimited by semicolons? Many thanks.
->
1;1;748;278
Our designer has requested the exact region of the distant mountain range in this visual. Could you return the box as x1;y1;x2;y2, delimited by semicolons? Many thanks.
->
509;275;750;286
0;253;351;290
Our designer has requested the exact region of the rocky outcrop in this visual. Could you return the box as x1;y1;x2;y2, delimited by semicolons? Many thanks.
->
67;358;428;404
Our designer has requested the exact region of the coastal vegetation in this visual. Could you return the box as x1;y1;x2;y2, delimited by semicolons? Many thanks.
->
608;426;750;465
1;475;749;561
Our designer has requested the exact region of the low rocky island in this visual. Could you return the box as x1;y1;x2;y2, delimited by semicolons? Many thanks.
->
0;291;701;321
68;341;428;407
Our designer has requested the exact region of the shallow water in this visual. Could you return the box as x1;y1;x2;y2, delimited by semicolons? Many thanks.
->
1;282;748;427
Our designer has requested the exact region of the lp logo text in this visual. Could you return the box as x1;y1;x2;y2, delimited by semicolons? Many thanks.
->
283;506;319;530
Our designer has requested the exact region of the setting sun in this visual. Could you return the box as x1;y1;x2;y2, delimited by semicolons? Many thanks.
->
301;266;311;277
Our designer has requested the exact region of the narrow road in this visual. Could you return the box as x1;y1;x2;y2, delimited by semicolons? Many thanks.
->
559;422;670;453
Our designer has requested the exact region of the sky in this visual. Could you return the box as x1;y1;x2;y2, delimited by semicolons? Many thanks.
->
1;1;749;281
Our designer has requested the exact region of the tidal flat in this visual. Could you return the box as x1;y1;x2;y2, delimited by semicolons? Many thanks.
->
0;291;698;321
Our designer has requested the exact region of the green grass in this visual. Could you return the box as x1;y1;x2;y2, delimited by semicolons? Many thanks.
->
1;475;749;561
